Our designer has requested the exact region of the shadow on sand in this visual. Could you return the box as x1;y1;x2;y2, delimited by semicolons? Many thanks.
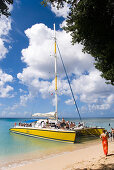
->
74;163;114;170
73;154;114;170
107;153;114;157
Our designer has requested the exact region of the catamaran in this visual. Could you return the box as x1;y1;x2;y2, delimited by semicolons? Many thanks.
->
9;24;104;143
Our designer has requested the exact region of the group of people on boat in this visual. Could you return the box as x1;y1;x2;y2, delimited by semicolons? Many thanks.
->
41;118;84;130
16;118;84;130
56;118;76;129
41;118;76;130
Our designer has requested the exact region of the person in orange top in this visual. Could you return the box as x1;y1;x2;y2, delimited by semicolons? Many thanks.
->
100;130;109;157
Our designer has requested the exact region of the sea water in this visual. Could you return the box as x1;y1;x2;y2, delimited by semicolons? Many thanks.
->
0;117;114;169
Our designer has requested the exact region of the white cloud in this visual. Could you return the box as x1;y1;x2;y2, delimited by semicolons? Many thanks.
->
0;39;8;60
19;88;27;94
88;103;110;111
72;70;114;102
0;15;14;99
0;69;13;98
71;70;114;111
8;3;13;12
20;93;32;106
59;20;67;28
51;2;70;18
106;94;114;104
0;16;11;36
19;23;94;80
0;16;11;60
17;23;114;112
0;85;13;98
65;99;73;105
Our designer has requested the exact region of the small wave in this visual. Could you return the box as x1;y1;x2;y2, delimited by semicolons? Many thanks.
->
1;160;32;170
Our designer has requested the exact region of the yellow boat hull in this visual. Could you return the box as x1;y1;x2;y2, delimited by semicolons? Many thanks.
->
75;127;104;136
9;127;76;143
9;127;104;143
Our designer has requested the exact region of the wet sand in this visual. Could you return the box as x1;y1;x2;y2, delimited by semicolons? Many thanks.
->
7;140;114;170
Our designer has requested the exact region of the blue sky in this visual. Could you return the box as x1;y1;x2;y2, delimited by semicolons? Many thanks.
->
0;0;114;118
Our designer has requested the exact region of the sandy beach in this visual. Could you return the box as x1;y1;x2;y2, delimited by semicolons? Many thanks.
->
8;140;114;170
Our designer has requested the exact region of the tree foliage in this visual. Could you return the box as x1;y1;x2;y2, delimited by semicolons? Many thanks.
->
46;0;114;85
0;0;13;17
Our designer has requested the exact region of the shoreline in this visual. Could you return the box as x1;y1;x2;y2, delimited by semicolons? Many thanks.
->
0;138;100;169
6;140;114;170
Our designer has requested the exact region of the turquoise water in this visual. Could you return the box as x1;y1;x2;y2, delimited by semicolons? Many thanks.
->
0;118;67;158
0;117;114;168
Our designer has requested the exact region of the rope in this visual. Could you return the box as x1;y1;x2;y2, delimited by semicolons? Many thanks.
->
57;43;82;121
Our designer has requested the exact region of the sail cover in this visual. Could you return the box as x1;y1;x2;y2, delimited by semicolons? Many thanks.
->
32;112;56;119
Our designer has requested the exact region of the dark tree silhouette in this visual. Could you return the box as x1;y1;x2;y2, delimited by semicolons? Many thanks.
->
0;0;13;17
44;0;114;85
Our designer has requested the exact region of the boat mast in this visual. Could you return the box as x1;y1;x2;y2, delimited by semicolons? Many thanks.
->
54;24;58;120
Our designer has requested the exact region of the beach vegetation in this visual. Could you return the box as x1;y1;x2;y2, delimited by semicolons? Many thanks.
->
0;0;13;18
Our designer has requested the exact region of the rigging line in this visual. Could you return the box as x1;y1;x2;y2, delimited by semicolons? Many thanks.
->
56;44;100;137
57;43;82;121
54;43;99;137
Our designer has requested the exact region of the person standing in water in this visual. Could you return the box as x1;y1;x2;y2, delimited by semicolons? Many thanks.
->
100;130;109;157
